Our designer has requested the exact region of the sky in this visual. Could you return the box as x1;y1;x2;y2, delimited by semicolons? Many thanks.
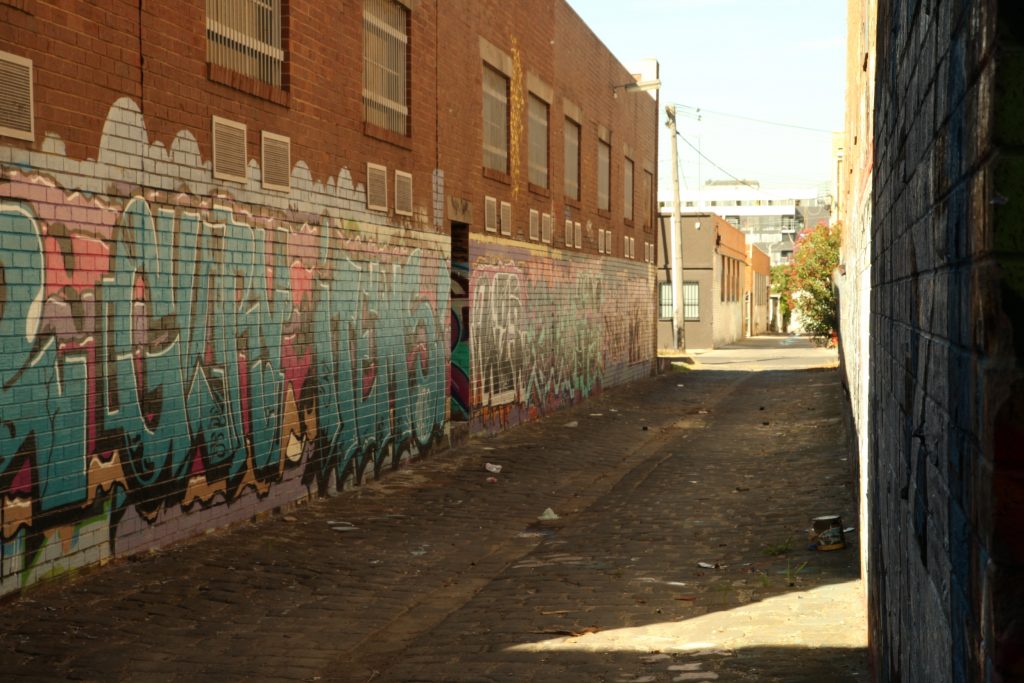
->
566;0;847;198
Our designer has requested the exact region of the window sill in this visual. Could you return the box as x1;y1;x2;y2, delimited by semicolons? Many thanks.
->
528;182;550;198
564;196;581;209
624;218;635;228
363;122;412;150
597;209;611;219
208;64;289;106
483;167;511;184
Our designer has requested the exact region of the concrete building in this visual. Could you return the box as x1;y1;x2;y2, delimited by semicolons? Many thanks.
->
0;0;658;596
662;180;831;266
836;0;1024;679
656;212;761;350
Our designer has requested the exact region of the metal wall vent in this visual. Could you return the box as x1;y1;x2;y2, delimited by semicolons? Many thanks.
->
564;219;572;247
529;209;539;241
500;201;512;236
541;213;552;243
598;229;605;254
261;131;291;192
212;116;248;184
0;50;33;141
395;170;413;216
605;230;613;255
574;221;582;249
366;163;388;211
485;196;498;232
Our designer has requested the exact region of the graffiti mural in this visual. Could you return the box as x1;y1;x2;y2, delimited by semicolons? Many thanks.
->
0;99;448;595
468;241;653;432
450;261;471;421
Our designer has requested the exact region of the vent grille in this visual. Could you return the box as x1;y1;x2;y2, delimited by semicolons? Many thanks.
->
629;236;635;259
212;116;248;184
261;131;291;192
574;221;582;249
529;209;539;241
564;219;572;247
0;51;33;141
598;229;605;254
395;170;413;216
624;235;630;258
485;196;498;232
367;163;388;211
500;201;512;236
541;213;552;243
605;230;613;255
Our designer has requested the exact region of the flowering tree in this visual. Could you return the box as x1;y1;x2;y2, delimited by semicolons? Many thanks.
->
789;221;841;344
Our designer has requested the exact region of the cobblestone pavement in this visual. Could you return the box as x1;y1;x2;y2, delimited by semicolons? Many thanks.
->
0;337;866;682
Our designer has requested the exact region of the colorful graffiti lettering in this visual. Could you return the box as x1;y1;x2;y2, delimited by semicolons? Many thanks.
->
468;249;652;432
0;177;448;592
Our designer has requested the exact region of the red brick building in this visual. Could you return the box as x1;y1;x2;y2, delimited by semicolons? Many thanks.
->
0;0;658;594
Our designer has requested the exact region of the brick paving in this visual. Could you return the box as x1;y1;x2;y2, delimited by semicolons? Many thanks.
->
0;338;866;682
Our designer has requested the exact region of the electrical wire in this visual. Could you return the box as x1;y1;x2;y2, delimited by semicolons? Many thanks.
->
676;134;760;191
671;103;835;134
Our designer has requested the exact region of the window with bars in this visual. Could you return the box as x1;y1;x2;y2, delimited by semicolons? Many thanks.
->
206;0;284;87
527;94;549;188
659;282;673;320
623;157;634;220
683;282;700;321
483;64;509;173
564;117;580;200
363;0;409;135
597;139;610;211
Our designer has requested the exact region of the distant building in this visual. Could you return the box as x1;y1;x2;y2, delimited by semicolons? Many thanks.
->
661;180;831;266
656;212;767;350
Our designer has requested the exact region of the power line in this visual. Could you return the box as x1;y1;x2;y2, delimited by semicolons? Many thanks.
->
670;103;836;135
676;134;761;191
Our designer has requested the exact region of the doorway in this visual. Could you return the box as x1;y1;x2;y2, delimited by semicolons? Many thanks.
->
450;221;470;422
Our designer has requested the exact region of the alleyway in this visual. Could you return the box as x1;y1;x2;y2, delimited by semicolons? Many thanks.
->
0;336;866;683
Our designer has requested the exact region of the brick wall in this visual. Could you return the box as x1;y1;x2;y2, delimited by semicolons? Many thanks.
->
0;0;657;595
865;0;1024;680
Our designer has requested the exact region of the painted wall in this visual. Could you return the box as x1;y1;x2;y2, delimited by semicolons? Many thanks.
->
0;99;449;595
468;236;653;433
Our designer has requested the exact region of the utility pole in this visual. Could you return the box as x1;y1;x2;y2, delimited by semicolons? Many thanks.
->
665;105;686;351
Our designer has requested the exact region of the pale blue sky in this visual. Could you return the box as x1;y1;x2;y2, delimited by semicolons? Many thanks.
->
567;0;847;196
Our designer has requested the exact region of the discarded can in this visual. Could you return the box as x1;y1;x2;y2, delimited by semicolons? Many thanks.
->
809;515;846;551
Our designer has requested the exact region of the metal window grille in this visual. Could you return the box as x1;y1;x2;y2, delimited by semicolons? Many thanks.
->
206;0;283;87
363;0;409;135
598;229;605;254
597;139;610;211
683;281;700;321
623;157;634;220
563;118;580;200
482;65;509;173
659;282;673;320
527;94;549;187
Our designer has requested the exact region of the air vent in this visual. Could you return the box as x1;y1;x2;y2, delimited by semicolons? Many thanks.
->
574;222;582;249
485;196;498;232
500;201;512;236
605;230;613;255
541;213;552;243
261;131;291;192
0;51;33;141
366;163;388;211
564;219;572;247
624;235;629;258
630;237;635;259
529;209;539;241
395;170;413;216
212;116;248;184
598;229;605;254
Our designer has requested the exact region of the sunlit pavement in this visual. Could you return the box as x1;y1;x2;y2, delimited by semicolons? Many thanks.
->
686;334;839;372
0;338;865;682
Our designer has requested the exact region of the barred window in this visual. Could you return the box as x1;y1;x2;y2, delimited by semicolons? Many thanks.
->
206;0;284;87
659;282;673;320
597;139;610;211
363;0;409;135
623;157;634;220
564;118;580;200
683;281;700;321
483;64;509;173
528;94;549;187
